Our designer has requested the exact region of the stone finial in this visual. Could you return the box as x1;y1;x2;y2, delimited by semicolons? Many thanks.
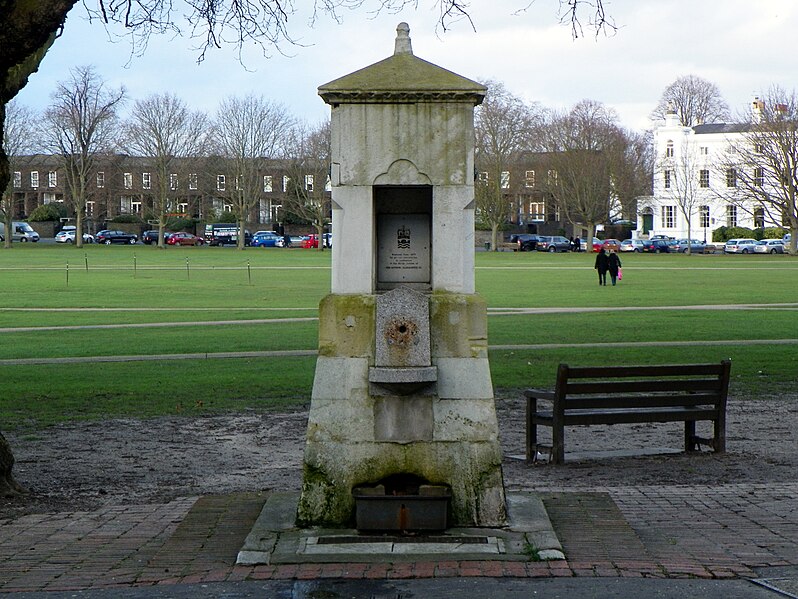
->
394;22;413;55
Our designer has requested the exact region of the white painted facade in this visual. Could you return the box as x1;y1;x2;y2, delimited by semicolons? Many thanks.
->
638;109;780;241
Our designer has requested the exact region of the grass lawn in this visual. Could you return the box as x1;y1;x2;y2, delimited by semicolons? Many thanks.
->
1;244;796;429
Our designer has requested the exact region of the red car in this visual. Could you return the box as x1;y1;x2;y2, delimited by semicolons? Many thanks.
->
166;232;205;246
301;233;332;249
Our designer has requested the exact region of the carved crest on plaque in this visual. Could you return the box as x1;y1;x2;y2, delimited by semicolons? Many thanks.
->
397;225;411;249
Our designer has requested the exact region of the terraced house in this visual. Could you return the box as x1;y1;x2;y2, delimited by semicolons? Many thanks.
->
641;99;796;242
7;154;329;231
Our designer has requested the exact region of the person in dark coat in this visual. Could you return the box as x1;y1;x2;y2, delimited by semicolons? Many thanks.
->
608;251;622;286
594;248;609;285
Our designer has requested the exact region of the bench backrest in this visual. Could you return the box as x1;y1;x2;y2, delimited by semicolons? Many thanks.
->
553;360;731;411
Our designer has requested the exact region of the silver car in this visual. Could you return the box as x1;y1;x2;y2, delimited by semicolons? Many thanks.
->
753;239;785;254
620;239;644;252
724;238;758;254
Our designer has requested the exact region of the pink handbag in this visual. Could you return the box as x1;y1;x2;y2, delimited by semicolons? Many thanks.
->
618;267;623;280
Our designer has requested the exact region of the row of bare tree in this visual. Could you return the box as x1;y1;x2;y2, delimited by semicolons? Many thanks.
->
474;80;654;250
1;66;331;250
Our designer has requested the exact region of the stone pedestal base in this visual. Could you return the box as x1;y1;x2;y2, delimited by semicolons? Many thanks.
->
296;293;506;528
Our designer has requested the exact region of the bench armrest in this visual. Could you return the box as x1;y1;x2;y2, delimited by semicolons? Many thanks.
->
524;388;555;402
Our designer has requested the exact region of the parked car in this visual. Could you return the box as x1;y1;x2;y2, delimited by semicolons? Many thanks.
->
509;233;541;252
166;232;205;246
536;235;571;252
641;239;672;253
142;230;171;245
95;230;138;245
672;239;706;253
649;234;673;241
250;231;284;247
619;239;644;253
581;237;602;252
204;223;252;246
724;238;758;254
7;221;39;242
753;239;785;254
601;239;621;253
301;233;332;249
55;229;94;244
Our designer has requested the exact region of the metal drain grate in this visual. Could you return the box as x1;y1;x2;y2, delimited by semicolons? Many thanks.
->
316;535;489;545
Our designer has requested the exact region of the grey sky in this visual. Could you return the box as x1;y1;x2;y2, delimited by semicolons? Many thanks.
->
15;0;797;131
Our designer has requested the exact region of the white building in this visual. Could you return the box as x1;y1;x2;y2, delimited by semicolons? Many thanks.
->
639;104;781;241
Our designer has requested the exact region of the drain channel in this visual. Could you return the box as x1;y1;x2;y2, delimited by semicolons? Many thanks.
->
316;535;489;545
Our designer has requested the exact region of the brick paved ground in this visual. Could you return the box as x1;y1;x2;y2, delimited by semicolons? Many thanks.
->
1;484;797;592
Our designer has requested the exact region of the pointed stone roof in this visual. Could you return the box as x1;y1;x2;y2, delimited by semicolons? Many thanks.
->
318;23;486;106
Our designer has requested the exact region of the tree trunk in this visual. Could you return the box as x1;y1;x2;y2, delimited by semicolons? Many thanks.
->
0;431;26;496
490;224;499;251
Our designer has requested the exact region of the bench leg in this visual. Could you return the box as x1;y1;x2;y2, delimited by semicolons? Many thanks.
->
714;417;726;453
525;399;537;463
684;421;697;452
552;425;565;464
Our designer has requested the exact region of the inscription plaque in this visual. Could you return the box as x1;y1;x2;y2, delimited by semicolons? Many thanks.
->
377;213;430;284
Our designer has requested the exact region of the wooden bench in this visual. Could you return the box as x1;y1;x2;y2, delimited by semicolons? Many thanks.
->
525;360;731;464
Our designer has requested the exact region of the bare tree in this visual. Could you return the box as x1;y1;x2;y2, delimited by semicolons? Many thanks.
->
214;95;295;249
541;100;621;246
661;138;704;252
281;121;332;249
474;80;541;250
40;66;125;247
121;94;210;247
1;101;36;249
719;87;798;254
651;75;730;127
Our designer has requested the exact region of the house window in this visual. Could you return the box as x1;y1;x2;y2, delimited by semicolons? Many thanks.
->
124;173;133;189
12;171;21;187
726;204;738;227
142;172;151;190
664;169;671;189
547;169;558;185
188;173;198;190
223;203;232;212
478;172;488;183
170;174;178;190
120;196;132;213
525;170;535;187
661;205;675;228
235;176;242;190
754;167;764;186
217;175;226;191
754;143;764;154
528;201;545;221
754;206;765;228
699;205;710;228
131;200;142;214
500;171;510;189
726;168;737;187
48;171;57;187
30;171;39;188
305;174;314;192
96;172;105;188
177;202;188;214
665;140;674;157
699;146;708;156
86;201;95;217
282;175;290;192
263;175;273;192
699;169;710;188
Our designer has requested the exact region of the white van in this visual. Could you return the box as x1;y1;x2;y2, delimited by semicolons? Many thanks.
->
1;222;40;242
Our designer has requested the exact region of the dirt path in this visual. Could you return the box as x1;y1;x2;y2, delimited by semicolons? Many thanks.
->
3;394;796;521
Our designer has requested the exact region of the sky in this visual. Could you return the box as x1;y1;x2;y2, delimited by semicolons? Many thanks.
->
14;0;798;132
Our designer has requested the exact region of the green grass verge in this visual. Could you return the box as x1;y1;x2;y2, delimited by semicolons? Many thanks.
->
0;245;796;430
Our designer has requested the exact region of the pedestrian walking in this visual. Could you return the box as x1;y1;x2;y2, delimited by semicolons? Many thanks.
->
594;248;609;286
573;236;581;252
608;251;622;286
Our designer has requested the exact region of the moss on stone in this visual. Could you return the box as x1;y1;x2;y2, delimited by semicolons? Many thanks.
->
317;294;376;358
429;292;488;358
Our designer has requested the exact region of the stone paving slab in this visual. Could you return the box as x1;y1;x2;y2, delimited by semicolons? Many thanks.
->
2;483;798;592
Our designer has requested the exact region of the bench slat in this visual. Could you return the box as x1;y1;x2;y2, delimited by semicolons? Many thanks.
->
532;406;719;426
564;379;724;395
563;393;722;410
563;363;726;378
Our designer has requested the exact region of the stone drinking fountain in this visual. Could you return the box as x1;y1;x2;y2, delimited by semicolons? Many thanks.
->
296;22;506;530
